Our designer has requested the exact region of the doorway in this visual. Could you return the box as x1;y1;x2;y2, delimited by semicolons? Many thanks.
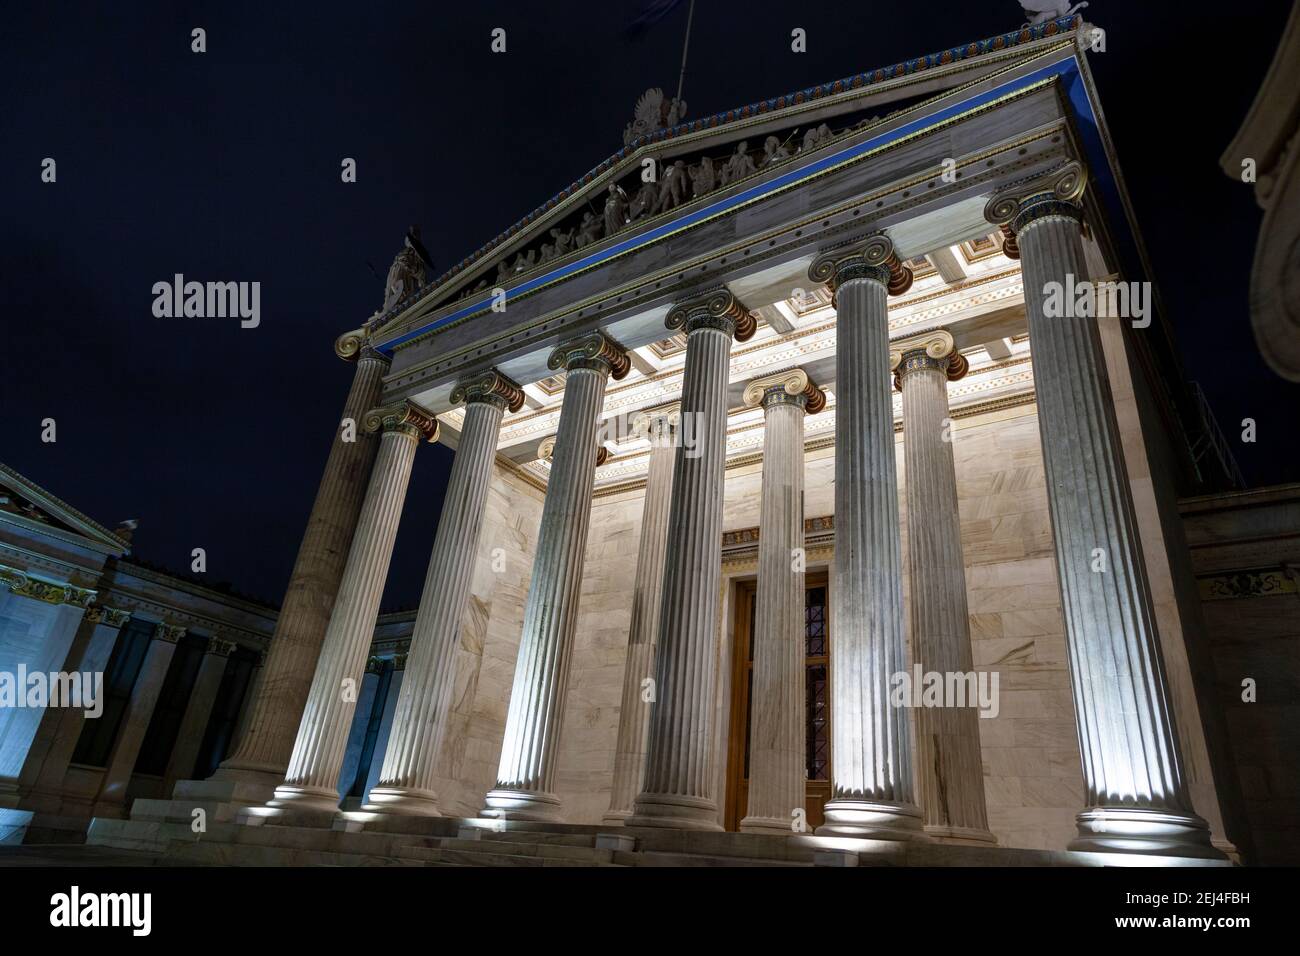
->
724;573;831;831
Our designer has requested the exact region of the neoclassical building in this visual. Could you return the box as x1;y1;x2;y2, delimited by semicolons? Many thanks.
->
9;15;1299;866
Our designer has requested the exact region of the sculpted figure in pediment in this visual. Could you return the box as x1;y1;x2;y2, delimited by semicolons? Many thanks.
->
720;141;756;187
690;156;716;198
629;180;657;222
604;183;630;236
760;135;792;168
574;212;604;248
800;123;833;153
652;161;687;214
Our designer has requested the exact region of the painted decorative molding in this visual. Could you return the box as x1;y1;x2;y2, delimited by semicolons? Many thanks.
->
362;401;440;443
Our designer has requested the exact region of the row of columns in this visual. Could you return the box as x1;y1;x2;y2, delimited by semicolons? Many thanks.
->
215;174;1217;858
6;594;248;817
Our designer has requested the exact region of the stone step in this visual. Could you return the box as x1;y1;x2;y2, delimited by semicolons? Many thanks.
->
618;849;811;867
426;846;614;867
163;837;424;867
436;836;613;863
461;828;598;849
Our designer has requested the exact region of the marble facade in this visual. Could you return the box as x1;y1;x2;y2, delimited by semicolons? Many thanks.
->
6;16;1294;866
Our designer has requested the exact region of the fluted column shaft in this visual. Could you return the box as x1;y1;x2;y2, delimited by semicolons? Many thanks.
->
95;624;185;812
483;334;628;821
630;289;754;831
604;409;678;824
1006;188;1219;858
164;638;235;789
895;335;994;843
811;237;925;838
215;346;387;795
740;372;821;835
268;402;435;813
366;372;523;816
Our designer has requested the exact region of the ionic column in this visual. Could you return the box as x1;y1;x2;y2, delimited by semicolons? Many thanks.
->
739;369;826;835
95;623;186;812
211;332;388;799
891;330;995;844
808;235;926;839
629;289;756;831
986;167;1220;858
482;333;630;821
29;607;132;797
164;637;237;790
268;401;438;813
365;371;525;816
603;404;680;825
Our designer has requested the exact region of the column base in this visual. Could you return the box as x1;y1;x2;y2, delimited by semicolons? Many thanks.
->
1069;807;1227;861
924;824;998;846
480;788;563;822
740;814;800;836
171;771;279;808
601;809;632;827
626;792;723;831
361;787;443;818
815;799;928;840
265;784;342;815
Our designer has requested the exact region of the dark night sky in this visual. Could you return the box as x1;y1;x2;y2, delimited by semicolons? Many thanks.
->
3;1;1297;611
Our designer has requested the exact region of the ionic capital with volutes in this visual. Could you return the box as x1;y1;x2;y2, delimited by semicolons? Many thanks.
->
742;368;827;414
983;160;1088;242
362;401;440;443
666;287;758;341
889;329;970;390
450;370;526;413
809;231;914;299
548;331;632;379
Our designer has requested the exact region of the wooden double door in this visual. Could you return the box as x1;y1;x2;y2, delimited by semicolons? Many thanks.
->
724;573;831;831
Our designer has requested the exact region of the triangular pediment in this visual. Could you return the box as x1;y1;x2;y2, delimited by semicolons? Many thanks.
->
0;462;131;556
371;15;1083;337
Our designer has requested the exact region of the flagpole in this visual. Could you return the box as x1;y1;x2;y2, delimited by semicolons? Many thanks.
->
675;0;696;104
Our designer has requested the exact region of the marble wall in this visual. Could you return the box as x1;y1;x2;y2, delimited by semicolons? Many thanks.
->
420;463;545;817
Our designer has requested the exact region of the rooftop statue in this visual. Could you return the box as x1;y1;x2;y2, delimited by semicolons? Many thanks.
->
1018;1;1088;26
623;87;688;146
383;226;428;311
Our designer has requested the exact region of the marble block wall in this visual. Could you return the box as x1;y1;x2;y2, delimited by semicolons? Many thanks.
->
420;463;545;817
947;408;1080;850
